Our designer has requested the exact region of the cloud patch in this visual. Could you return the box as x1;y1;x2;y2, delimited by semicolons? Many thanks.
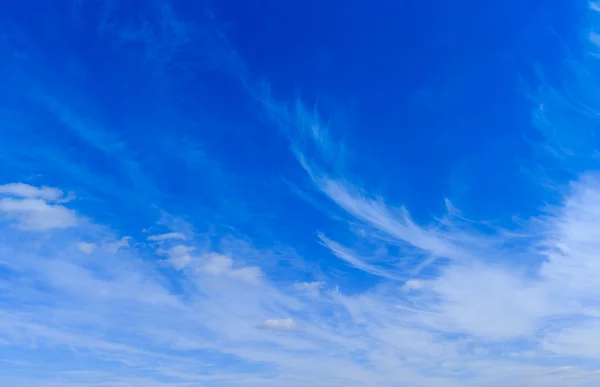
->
147;232;187;241
260;318;298;330
0;183;79;231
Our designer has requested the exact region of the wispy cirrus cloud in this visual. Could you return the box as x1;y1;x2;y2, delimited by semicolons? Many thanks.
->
3;168;600;386
318;233;401;280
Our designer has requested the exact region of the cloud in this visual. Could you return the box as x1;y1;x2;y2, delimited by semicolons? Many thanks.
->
4;168;600;386
159;244;263;285
318;233;400;280
426;262;551;339
202;254;263;285
400;279;424;292
0;183;65;202
160;244;196;270
538;174;600;299
294;281;324;292
0;183;79;231
147;232;187;241
293;281;324;298
317;179;483;262
261;318;297;330
105;236;131;253
0;197;79;231
77;241;96;254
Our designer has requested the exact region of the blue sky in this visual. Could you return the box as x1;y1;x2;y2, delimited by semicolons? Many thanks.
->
1;0;600;385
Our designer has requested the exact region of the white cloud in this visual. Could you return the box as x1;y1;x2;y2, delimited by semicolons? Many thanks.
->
147;232;187;241
317;179;479;262
227;265;264;285
159;245;263;284
105;236;131;253
200;253;263;285
0;197;79;231
538;174;600;299
199;252;233;276
400;279;424;292
318;233;399;280
296;286;322;298
6;172;600;386
161;244;195;270
261;318;297;330
294;281;324;292
0;182;65;202
426;263;551;339
77;242;96;254
543;322;600;359
0;183;79;231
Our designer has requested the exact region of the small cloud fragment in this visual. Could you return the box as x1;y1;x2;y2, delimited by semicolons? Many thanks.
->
105;236;131;253
77;242;96;254
261;318;297;330
147;232;187;241
401;279;424;292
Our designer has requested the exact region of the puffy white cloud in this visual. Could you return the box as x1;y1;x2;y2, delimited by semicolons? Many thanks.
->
160;244;196;270
0;182;65;202
159;245;263;284
198;253;263;285
200;252;233;276
0;197;79;231
400;279;424;292
0;183;79;231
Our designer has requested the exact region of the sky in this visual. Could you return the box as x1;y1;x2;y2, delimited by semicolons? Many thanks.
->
1;0;600;386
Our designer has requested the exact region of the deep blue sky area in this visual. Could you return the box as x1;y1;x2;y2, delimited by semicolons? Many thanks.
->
0;0;583;228
209;0;582;221
1;1;600;386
